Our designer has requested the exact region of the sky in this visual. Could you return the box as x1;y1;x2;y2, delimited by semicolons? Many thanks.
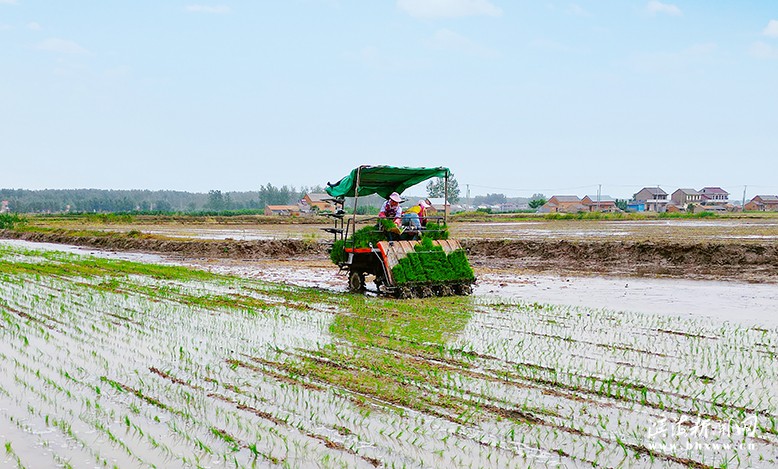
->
1;0;777;200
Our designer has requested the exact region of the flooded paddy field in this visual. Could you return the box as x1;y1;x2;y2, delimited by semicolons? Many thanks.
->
1;242;777;468
22;214;778;243
10;216;778;282
454;218;778;243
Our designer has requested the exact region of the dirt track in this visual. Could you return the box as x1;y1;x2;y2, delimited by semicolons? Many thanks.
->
4;229;777;283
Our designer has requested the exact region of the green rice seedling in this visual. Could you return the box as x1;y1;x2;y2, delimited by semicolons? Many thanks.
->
2;244;777;468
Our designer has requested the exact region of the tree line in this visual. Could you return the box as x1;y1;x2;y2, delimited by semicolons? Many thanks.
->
0;184;325;214
0;174;515;214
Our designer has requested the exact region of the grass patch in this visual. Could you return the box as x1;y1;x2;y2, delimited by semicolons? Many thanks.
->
0;213;26;230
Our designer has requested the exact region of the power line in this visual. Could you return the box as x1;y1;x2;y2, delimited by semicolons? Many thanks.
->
466;183;599;193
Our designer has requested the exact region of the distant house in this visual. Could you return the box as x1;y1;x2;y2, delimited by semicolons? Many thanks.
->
633;187;668;213
537;202;558;213
497;202;525;212
666;203;684;213
745;195;778;212
538;196;584;213
302;193;336;213
426;197;462;216
691;204;727;214
0;200;8;214
700;187;729;204
264;205;301;216
671;189;702;207
627;200;646;212
581;195;618;213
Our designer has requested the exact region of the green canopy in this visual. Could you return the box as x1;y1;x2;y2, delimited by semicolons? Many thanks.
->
326;165;449;199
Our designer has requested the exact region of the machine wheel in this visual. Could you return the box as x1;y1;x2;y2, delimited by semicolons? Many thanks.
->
348;270;365;293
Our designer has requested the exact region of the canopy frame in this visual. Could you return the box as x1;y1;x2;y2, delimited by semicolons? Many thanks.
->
325;165;450;241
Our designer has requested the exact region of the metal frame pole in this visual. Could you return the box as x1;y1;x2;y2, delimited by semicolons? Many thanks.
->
444;170;449;225
350;166;362;245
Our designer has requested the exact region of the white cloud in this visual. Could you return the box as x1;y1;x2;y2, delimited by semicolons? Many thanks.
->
36;38;88;55
27;22;41;31
0;0;18;5
646;1;682;17
764;20;778;38
185;4;231;14
750;41;778;59
397;0;502;18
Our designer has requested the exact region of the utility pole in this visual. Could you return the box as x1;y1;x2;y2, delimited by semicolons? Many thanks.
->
596;184;601;212
742;185;747;210
466;184;470;207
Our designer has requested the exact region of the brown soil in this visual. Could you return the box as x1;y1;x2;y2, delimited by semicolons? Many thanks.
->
1;229;323;259
3;229;777;283
462;239;778;282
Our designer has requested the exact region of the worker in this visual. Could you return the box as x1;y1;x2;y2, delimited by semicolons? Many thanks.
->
379;192;403;227
401;199;431;230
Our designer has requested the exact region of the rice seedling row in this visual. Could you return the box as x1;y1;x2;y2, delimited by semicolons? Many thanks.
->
1;244;776;468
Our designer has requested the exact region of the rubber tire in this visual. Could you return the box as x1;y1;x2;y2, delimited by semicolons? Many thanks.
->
348;271;365;293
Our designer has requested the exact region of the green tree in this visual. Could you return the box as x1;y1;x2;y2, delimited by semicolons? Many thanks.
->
426;173;460;203
259;183;296;207
154;200;173;212
615;199;628;211
206;190;226;211
355;205;379;215
473;193;507;206
528;194;547;209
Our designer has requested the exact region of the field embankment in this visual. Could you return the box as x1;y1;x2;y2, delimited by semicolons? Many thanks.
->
3;227;777;282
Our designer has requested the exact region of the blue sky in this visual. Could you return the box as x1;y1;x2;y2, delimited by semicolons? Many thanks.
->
2;1;777;199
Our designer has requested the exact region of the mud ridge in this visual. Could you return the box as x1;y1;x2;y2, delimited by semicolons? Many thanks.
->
3;230;777;282
462;239;778;282
1;229;324;259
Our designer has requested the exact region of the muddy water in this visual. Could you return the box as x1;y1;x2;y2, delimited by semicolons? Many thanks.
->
0;239;172;264
45;217;778;243
452;218;778;242
72;223;329;241
476;271;778;328
5;239;776;329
